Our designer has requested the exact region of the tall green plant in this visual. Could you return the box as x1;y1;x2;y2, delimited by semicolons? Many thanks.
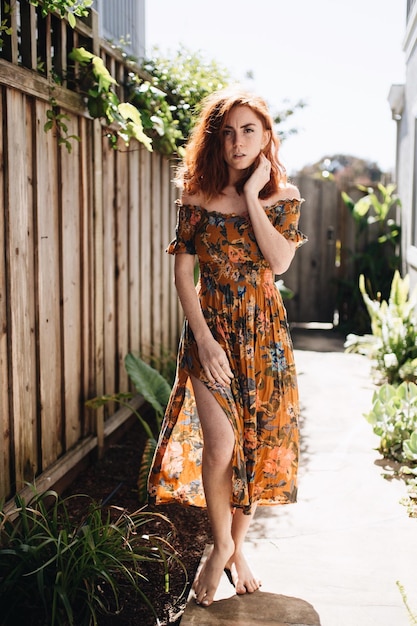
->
0;488;182;625
339;183;401;333
345;271;417;385
86;353;172;503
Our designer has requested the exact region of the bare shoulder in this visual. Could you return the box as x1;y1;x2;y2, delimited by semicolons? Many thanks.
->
276;182;301;201
180;191;206;206
264;183;301;206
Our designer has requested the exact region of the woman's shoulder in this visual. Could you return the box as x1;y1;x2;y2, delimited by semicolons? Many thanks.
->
180;190;207;207
265;183;301;206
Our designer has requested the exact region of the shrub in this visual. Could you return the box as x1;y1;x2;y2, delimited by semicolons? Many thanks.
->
345;271;417;385
0;488;182;625
364;381;417;464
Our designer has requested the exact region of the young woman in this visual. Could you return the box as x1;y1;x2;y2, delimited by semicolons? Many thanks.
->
148;87;307;607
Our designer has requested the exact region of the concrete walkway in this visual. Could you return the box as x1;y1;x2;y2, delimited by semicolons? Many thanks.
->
181;328;417;626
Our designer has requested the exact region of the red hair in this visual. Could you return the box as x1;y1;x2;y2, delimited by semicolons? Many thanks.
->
175;86;287;201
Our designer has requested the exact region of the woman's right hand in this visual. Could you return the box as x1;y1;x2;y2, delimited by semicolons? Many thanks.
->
196;335;234;386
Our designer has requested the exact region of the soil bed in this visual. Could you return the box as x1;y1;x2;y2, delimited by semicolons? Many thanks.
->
64;419;211;625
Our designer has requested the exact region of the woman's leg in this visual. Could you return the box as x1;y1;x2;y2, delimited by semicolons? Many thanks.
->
190;376;260;604
226;505;261;594
190;375;235;606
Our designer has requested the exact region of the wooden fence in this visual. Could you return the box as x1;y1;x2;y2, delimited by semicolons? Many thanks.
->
284;175;341;325
0;4;182;503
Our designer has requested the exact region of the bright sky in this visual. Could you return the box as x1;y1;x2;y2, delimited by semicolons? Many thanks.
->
145;0;406;175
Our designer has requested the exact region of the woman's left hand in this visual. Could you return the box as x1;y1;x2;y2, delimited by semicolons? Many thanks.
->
244;153;271;198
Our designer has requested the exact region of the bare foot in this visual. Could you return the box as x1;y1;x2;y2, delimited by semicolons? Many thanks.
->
225;551;261;595
193;542;234;607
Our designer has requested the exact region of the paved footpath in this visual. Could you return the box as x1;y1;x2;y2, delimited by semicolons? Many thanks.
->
182;331;417;626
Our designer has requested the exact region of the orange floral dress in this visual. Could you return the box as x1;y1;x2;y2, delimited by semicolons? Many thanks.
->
148;198;307;514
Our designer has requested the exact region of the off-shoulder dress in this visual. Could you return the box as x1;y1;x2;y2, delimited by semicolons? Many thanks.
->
148;198;307;514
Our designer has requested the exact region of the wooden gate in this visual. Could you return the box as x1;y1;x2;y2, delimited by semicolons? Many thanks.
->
283;175;341;325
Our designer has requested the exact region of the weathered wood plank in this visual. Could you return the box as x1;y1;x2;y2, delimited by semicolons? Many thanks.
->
1;0;18;64
168;161;181;355
102;137;117;401
35;99;63;468
79;117;95;436
6;90;38;490
128;145;141;356
115;143;129;392
92;119;105;454
19;2;37;70
151;154;162;359
60;113;82;450
161;157;170;356
139;147;152;359
0;85;11;498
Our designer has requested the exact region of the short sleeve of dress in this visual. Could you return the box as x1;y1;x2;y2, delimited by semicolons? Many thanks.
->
271;198;308;249
166;204;203;255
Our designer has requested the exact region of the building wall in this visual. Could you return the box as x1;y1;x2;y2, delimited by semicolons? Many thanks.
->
94;0;146;60
394;2;417;288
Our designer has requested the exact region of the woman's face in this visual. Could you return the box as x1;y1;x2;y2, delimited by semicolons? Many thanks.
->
222;105;269;173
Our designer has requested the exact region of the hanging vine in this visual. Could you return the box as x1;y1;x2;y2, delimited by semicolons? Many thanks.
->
29;0;93;27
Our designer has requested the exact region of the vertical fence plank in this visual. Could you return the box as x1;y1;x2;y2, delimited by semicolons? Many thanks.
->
139;147;152;358
116;144;129;391
35;100;63;468
102;138;116;399
168;166;181;355
60;113;82;450
6;90;38;490
128;145;140;355
0;85;11;498
79;117;94;436
19;2;37;70
151;154;162;359
92;119;105;453
160;157;170;358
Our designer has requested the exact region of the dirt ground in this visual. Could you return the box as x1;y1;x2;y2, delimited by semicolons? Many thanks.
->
64;419;211;626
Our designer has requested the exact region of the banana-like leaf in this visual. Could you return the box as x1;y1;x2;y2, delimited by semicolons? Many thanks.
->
125;353;172;419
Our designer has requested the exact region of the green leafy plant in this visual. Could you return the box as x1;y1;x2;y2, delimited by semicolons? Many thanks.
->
86;353;172;503
68;47;153;151
138;45;232;153
339;183;401;333
0;1;13;48
275;278;294;300
364;381;417;463
125;76;185;157
44;96;81;152
345;271;417;385
30;0;93;27
0;487;183;625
